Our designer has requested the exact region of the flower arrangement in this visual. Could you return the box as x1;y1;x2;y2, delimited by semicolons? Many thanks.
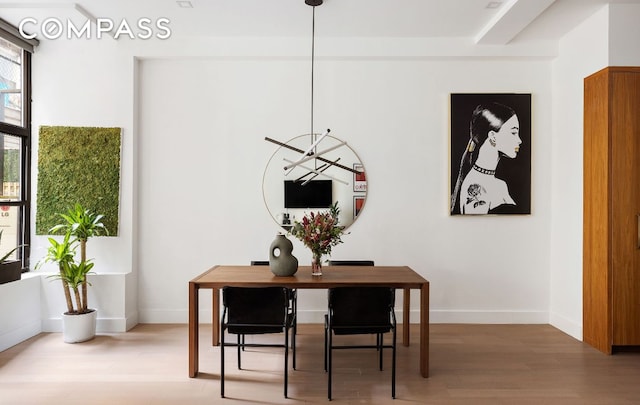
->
289;202;346;273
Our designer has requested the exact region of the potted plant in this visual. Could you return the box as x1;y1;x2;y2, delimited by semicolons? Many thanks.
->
38;204;108;343
49;203;108;313
0;230;23;285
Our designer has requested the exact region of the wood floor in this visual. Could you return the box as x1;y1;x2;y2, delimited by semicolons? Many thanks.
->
2;323;640;404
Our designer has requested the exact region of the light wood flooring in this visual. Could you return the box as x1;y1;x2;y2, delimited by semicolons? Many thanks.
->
2;323;640;404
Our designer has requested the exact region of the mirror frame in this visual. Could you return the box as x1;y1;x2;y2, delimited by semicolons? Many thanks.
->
262;134;368;231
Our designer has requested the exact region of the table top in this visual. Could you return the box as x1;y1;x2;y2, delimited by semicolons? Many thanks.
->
190;265;428;289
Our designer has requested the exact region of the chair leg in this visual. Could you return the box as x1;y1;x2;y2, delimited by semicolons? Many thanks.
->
328;323;333;400
292;320;297;370
392;327;397;399
379;335;384;371
237;334;242;369
293;291;298;338
323;315;328;372
221;327;225;398
284;324;289;398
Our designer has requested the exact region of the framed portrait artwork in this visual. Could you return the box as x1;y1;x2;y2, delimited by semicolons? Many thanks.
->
353;196;365;219
449;93;531;215
353;163;367;192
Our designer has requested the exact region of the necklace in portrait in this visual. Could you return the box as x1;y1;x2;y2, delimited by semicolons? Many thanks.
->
472;164;495;176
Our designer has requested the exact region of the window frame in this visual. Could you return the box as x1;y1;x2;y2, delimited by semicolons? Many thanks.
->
0;34;32;271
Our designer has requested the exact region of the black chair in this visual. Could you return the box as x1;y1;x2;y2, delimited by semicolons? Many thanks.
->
220;286;296;398
251;260;298;367
328;260;382;349
324;286;397;400
328;260;375;266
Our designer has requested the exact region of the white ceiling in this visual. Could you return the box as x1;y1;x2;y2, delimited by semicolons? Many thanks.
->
0;0;638;44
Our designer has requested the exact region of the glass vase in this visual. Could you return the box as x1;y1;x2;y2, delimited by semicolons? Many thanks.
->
311;254;323;276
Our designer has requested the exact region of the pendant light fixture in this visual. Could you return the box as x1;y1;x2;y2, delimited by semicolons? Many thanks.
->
264;0;360;180
305;0;326;144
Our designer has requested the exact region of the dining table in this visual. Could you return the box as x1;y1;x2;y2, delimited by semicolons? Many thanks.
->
188;264;430;378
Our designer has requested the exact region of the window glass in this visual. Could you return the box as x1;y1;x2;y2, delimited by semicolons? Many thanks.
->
0;205;18;260
0;37;22;127
1;133;21;201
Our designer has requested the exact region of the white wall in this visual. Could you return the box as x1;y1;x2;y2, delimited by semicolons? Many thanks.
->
549;4;640;340
30;38;135;276
28;37;555;329
135;47;553;324
548;6;609;340
28;35;137;331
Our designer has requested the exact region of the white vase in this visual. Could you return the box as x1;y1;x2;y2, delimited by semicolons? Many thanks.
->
62;310;97;343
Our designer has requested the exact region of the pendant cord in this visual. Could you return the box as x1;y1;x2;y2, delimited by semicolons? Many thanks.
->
310;5;316;143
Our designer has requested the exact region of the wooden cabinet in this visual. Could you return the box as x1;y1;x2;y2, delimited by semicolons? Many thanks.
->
584;66;640;354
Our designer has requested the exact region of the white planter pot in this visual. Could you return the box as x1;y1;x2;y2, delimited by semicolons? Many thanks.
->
62;310;97;343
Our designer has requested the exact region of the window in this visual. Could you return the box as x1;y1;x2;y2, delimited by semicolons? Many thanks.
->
0;37;22;126
0;20;35;271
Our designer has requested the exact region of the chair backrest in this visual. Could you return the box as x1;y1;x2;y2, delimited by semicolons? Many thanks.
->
223;287;289;327
328;260;374;266
328;287;395;331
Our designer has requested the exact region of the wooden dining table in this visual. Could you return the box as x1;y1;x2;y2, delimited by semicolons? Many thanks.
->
188;264;430;378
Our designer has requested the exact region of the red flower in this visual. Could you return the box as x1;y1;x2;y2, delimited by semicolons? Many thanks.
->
289;202;346;260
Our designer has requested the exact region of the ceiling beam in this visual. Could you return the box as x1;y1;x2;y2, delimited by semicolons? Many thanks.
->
475;0;557;45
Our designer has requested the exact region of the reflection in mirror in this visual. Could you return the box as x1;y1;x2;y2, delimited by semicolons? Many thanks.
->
263;134;367;232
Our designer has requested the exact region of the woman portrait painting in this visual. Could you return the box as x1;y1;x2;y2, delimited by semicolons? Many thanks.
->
450;93;531;215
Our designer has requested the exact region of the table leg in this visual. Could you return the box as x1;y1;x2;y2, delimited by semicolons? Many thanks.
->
403;288;410;346
420;282;429;378
189;282;199;377
212;288;220;346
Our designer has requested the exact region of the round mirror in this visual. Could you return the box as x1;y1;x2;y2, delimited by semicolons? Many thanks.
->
263;134;367;231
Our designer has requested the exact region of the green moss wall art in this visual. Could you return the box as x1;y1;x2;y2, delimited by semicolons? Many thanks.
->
36;126;121;236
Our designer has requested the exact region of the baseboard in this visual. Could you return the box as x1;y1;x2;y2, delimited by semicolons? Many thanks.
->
138;309;196;324
138;309;410;325
549;312;582;341
42;315;137;333
0;320;41;351
97;317;129;332
296;309;548;324
429;309;549;324
135;309;549;325
125;311;139;331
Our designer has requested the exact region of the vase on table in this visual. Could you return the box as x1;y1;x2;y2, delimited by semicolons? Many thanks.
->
269;234;298;276
311;252;323;276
